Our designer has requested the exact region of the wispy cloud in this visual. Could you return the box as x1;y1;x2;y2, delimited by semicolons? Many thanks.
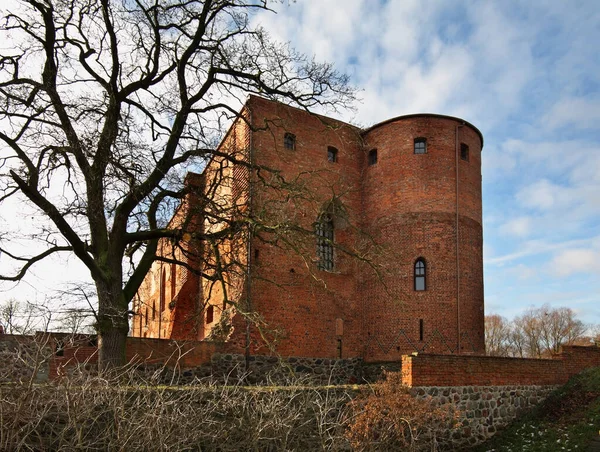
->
543;97;600;130
485;237;596;266
2;0;599;324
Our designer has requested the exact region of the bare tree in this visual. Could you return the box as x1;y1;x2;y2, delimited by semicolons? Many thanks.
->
0;298;52;334
537;305;587;355
592;325;600;346
487;305;591;358
0;0;354;368
513;309;544;358
484;314;511;357
507;324;527;358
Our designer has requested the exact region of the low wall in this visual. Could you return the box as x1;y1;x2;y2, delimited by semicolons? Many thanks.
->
120;354;363;385
215;354;361;385
48;334;223;379
401;345;600;387
2;332;599;388
0;333;223;380
413;384;557;448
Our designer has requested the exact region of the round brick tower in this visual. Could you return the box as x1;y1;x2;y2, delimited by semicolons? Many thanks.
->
360;114;484;360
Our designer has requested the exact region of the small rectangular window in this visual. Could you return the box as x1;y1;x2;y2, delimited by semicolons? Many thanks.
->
206;305;214;324
461;143;469;161
368;149;377;166
327;146;338;163
419;319;424;341
414;138;427;154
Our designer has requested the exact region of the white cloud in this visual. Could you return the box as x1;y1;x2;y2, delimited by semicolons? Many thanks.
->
511;264;537;281
2;1;600;325
516;179;560;210
500;216;532;237
543;97;600;130
485;237;596;266
550;249;600;277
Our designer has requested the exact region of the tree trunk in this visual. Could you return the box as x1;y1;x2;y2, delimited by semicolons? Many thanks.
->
96;280;129;371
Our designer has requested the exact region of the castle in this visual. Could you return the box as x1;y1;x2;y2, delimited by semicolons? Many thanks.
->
132;96;485;361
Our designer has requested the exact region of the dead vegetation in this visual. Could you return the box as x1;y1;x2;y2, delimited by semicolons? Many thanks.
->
0;335;462;451
0;365;463;451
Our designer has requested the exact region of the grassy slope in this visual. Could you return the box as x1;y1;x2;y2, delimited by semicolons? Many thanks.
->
472;367;600;452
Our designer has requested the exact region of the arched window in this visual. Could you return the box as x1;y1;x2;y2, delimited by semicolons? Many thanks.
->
414;258;426;291
152;301;156;320
284;132;296;150
414;138;427;154
316;214;334;271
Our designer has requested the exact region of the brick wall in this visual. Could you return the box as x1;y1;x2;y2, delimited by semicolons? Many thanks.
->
361;116;484;359
401;345;600;387
46;333;223;379
245;96;365;359
132;96;486;361
242;98;486;360
2;332;599;387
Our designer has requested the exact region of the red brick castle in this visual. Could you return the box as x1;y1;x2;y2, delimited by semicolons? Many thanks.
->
132;96;485;361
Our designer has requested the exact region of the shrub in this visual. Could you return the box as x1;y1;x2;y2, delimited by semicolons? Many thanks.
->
347;372;461;451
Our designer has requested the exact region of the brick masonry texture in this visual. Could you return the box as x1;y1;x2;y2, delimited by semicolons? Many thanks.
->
3;333;597;389
133;96;486;362
401;345;600;387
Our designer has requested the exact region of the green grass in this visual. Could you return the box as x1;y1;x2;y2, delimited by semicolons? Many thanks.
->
472;367;600;451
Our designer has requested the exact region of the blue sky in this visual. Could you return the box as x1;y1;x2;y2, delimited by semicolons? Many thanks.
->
252;0;600;324
1;1;598;327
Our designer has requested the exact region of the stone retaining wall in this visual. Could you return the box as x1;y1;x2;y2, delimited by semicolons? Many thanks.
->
413;384;558;448
132;354;363;385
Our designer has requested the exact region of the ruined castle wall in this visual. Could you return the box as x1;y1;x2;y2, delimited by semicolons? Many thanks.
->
245;96;365;359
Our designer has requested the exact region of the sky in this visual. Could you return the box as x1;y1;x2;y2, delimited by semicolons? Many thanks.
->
1;0;599;327
250;0;600;325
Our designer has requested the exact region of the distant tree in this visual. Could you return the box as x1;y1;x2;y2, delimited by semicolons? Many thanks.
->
537;305;587;355
0;0;355;369
592;325;600;346
484;314;511;356
513;308;544;358
507;324;527;358
486;305;590;358
0;298;52;334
